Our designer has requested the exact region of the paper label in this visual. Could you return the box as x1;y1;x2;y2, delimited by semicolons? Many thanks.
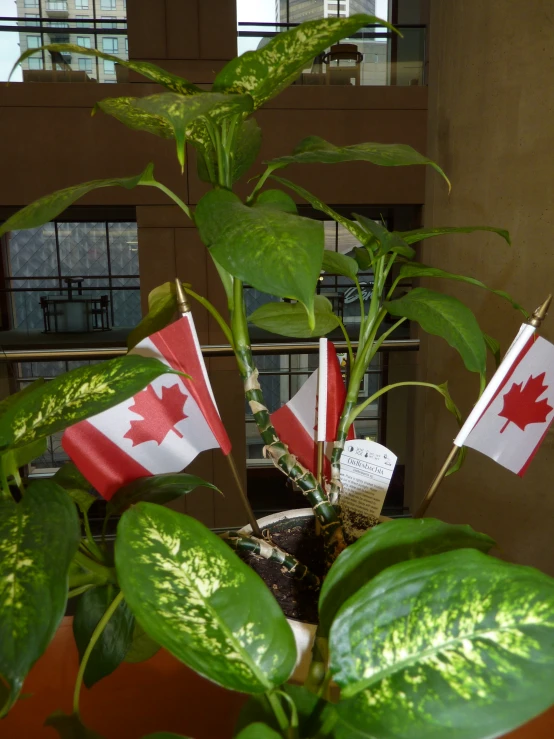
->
340;439;397;539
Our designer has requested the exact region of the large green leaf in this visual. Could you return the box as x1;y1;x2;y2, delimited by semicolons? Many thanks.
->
385;288;487;374
45;711;105;739
115;503;296;693
0;355;173;452
0;437;47;483
127;282;177;350
322;250;358;280
213;15;395;108
330;549;554;739
354;214;415;258
195;189;323;327
53;462;96;514
124;621;160;664
268;136;450;189
399;225;511;246
133;92;254;170
0;480;79;715
235;725;282;739
93;97;174;140
107;473;220;516
73;585;134;688
142;734;191;739
270;175;366;242
10;44;201;95
249;296;339;338
0;164;154;238
397;263;525;314
319;518;494;636
254;189;298;213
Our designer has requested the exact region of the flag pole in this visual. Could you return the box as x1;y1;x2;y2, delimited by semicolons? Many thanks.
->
175;279;262;538
413;294;552;519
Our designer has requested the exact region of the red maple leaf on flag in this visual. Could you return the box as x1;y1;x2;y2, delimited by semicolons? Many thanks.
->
498;372;553;433
124;383;188;446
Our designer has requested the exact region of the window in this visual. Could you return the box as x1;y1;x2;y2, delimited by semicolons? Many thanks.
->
27;35;41;48
75;0;89;8
78;57;93;73
101;17;115;28
25;14;39;26
47;1;68;10
76;17;89;28
124;37;128;54
77;36;92;48
101;0;116;8
102;37;118;53
103;59;116;74
23;0;39;6
28;57;43;69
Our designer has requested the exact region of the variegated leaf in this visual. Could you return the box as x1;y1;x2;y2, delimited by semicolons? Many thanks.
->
10;44;201;95
0;355;173;451
133;92;254;170
384;288;487;374
0;164;155;238
195;189;323;328
213;15;395;108
94;97;174;140
268;135;450;189
197;117;262;186
400;225;510;246
0;438;47;484
330;549;554;739
0;480;80;716
249;295;339;338
107;473;220;515
115;503;296;693
319;518;494;636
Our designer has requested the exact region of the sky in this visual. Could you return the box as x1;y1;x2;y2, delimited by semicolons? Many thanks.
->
0;0;23;81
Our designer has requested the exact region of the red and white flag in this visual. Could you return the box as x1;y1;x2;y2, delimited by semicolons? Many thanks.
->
270;339;354;480
455;324;554;475
62;315;231;499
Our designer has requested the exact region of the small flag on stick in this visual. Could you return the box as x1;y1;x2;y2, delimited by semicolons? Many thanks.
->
271;339;354;481
415;296;553;516
62;313;231;500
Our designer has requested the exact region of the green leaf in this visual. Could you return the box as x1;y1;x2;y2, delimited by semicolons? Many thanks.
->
53;463;96;514
45;711;105;739
115;503;296;693
73;585;134;688
254;189;297;213
142;734;191;739
133;92;254;170
236;725;282;739
249;296;339;338
0;378;44;415
270;175;366;243
484;332;501;368
330;549;554;739
399;225;511;246
214;15;396;108
385;288;487;374
0;355;173;452
200;118;263;186
94;97;175;140
0;480;80;715
196;189;323;327
397;262;525;314
354;213;415;259
127;282;177;350
107;473;220;516
1;437;47;482
124;620;160;664
322;251;358;280
268;136;450;189
0;164;155;238
319;518;494;636
352;246;372;271
10;44;201;95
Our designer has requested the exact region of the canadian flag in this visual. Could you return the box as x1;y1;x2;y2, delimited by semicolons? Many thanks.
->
270;339;354;480
456;325;554;475
62;315;231;499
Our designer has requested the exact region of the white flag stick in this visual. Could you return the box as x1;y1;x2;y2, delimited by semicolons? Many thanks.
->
414;295;551;518
316;338;328;484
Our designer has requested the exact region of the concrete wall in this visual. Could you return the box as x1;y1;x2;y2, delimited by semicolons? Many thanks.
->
412;0;554;575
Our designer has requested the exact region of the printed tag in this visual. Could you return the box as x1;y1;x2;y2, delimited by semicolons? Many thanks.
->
340;438;397;540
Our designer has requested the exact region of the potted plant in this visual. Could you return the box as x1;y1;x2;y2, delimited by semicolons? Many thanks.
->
1;14;554;739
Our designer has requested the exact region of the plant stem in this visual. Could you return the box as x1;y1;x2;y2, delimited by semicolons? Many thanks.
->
246;164;279;204
152;181;192;221
82;510;104;562
336;318;353;366
73;590;124;715
184;286;235;348
73;550;116;585
266;691;290;736
231;279;345;564
348;380;451;426
275;689;299;738
68;584;95;599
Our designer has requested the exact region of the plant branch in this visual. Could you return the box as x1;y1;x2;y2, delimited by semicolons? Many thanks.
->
73;590;124;715
73;550;116;585
266;691;291;736
336;318;354;366
348;380;453;427
68;584;95;599
222;532;320;589
152;181;192;221
246;164;280;204
184;286;235;348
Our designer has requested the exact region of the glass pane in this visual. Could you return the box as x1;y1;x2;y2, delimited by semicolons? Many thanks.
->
107;222;138;275
57;223;108;277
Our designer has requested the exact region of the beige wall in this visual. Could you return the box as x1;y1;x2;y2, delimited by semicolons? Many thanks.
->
411;0;554;574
